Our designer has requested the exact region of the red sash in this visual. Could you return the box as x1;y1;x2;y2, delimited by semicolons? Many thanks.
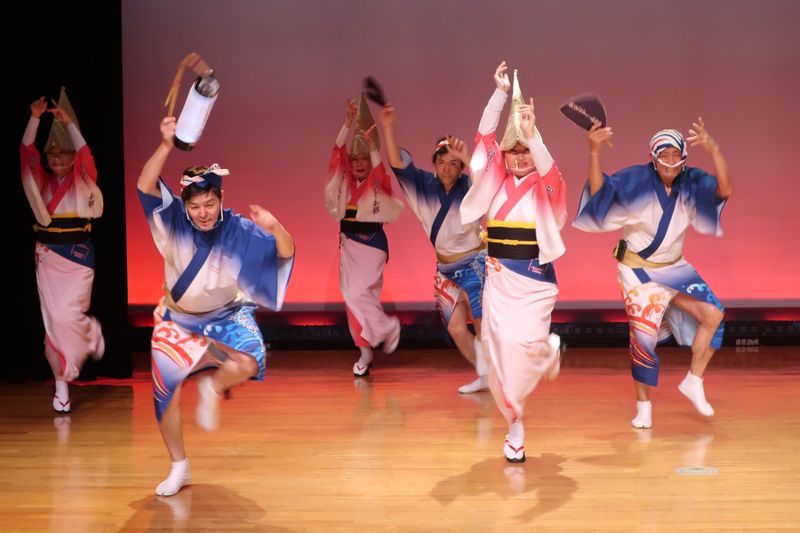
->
493;172;537;221
349;162;390;204
46;172;75;214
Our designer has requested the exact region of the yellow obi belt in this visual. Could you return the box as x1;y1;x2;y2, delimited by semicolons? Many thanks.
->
485;220;538;260
33;215;92;244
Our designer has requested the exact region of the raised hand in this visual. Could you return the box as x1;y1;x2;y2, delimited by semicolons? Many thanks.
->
31;97;47;118
249;204;280;232
345;97;358;127
379;104;396;128
494;61;510;92
445;135;471;166
588;123;614;153
587;123;613;195
687;117;719;153
250;204;295;257
519;97;536;139
48;99;71;124
160;116;177;148
379;104;402;167
360;124;377;151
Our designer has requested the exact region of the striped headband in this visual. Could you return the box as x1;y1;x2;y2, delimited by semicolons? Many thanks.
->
179;163;230;191
434;139;450;152
649;129;687;160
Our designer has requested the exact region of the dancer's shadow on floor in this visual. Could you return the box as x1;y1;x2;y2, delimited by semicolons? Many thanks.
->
430;454;577;524
119;484;294;532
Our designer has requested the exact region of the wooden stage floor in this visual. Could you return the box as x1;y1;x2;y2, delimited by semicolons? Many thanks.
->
1;346;798;531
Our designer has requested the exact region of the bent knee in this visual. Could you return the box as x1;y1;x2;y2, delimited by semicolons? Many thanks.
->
228;350;259;377
447;319;469;338
703;305;725;329
241;356;259;377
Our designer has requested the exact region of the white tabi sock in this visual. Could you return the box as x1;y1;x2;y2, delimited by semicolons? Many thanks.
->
357;347;373;367
474;338;487;376
459;338;490;393
546;333;562;380
504;420;526;462
507;419;525;448
678;371;715;416
458;375;489;394
383;317;401;354
91;322;106;361
631;400;652;429
53;380;71;412
156;458;191;496
353;347;373;376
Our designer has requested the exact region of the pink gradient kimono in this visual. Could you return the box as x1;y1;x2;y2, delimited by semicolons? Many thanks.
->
461;88;567;422
20;117;104;380
325;126;403;348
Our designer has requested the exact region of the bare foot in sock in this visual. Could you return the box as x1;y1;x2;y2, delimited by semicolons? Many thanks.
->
458;375;489;394
631;400;652;429
53;380;71;413
678;372;714;416
156;459;191;497
383;317;401;354
353;348;373;376
546;333;563;381
504;420;526;463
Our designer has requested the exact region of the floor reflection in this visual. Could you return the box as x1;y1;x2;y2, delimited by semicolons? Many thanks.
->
350;375;404;432
458;391;495;444
53;414;72;445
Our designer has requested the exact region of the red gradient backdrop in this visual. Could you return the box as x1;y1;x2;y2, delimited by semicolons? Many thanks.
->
123;0;799;309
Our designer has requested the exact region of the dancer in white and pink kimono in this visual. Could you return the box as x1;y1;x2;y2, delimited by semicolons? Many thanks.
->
137;116;294;496
461;62;567;463
574;121;731;429
378;103;489;394
325;95;403;376
20;89;105;413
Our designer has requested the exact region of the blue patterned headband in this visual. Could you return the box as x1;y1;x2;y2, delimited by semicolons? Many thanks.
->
649;129;687;160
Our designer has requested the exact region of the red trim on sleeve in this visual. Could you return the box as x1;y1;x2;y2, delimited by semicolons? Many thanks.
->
20;143;47;192
74;144;98;183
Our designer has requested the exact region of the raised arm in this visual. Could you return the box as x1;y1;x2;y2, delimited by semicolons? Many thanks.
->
361;124;383;167
519;97;553;176
137;117;176;196
249;205;295;258
688;117;731;199
335;97;357;147
587;123;614;195
23;97;47;146
478;61;510;136
445;135;471;169
48;99;87;151
22;98;48;189
379;104;403;168
48;99;99;182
